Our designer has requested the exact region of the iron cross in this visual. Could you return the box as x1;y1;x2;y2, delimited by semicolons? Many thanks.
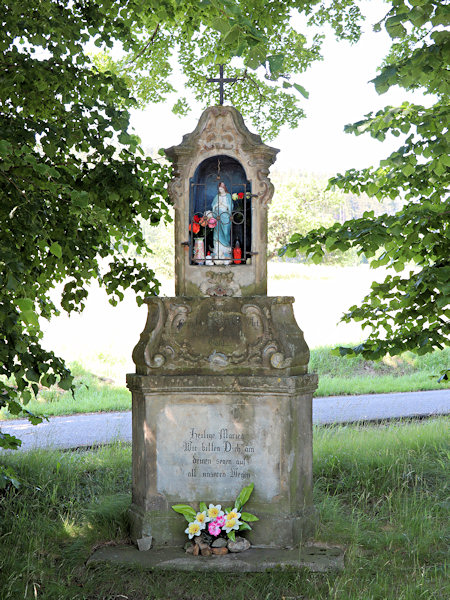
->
206;64;238;105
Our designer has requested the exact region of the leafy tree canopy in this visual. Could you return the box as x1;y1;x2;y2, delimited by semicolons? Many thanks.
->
93;0;363;139
282;0;450;361
0;0;364;455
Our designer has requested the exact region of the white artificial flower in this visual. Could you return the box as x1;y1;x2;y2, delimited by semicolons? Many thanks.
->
223;516;242;533
225;508;241;521
195;511;209;528
207;504;224;520
185;521;202;539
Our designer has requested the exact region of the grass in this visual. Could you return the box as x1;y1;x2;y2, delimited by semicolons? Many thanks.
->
0;418;448;599
1;347;448;420
312;345;450;397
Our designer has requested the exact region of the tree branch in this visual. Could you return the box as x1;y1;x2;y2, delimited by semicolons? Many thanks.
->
128;24;161;64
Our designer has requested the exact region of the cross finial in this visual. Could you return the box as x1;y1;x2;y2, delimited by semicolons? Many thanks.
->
206;64;238;105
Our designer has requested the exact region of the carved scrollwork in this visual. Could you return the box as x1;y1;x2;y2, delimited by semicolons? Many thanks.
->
132;298;167;371
242;304;292;369
134;297;299;374
167;303;192;332
246;157;276;207
168;177;183;211
200;270;240;297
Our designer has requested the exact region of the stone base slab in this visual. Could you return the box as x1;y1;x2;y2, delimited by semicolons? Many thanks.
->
87;542;345;573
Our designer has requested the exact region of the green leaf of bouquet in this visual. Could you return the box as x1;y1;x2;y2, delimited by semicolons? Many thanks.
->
227;530;236;542
235;482;254;511
225;507;232;513
239;522;252;531
171;504;196;521
199;502;207;512
240;512;259;522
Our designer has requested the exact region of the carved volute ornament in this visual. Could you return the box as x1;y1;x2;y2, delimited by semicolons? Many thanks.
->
165;106;278;297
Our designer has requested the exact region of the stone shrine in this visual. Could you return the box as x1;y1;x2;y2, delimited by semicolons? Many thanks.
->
127;105;318;549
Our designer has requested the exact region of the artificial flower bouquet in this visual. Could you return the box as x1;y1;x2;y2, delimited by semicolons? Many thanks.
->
189;211;217;236
172;483;257;555
231;192;252;202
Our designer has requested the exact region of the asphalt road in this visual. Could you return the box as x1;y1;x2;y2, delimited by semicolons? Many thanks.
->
1;389;449;452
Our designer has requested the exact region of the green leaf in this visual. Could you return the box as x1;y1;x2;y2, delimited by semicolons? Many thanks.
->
235;483;254;511
409;7;428;27
21;390;32;405
0;139;13;155
22;310;39;326
7;400;22;415
49;242;62;258
58;375;74;391
227;530;236;542
239;522;252;531
267;54;284;76
385;19;407;39
16;299;39;327
26;369;40;383
240;511;259;522
292;83;309;99
222;25;240;46
325;236;337;251
402;164;414;176
199;502;207;512
25;411;45;426
336;346;355;357
171;504;196;521
246;44;266;69
0;432;22;450
16;298;34;312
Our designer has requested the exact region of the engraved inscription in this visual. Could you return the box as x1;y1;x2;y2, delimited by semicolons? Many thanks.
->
156;403;281;501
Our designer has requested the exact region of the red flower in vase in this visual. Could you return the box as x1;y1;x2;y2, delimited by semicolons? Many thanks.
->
189;222;200;234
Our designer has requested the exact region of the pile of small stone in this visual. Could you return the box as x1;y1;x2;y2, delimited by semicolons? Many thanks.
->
185;534;250;557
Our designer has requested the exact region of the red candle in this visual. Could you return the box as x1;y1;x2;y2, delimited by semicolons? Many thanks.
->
233;241;242;264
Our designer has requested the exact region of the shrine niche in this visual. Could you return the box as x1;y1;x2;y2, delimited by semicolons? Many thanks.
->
189;155;252;267
165;105;278;297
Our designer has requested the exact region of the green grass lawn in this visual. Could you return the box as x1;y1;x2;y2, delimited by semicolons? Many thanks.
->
1;418;448;599
1;347;448;420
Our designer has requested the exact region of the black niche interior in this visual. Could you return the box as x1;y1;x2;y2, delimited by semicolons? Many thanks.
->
189;155;252;265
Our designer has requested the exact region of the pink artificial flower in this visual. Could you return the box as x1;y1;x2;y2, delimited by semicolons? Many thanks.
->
207;217;217;228
215;515;226;527
208;521;221;537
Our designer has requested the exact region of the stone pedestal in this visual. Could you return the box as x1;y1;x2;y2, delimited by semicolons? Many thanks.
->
127;296;318;548
127;105;319;555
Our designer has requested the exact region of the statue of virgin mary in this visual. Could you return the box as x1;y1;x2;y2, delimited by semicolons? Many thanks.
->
211;181;233;264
